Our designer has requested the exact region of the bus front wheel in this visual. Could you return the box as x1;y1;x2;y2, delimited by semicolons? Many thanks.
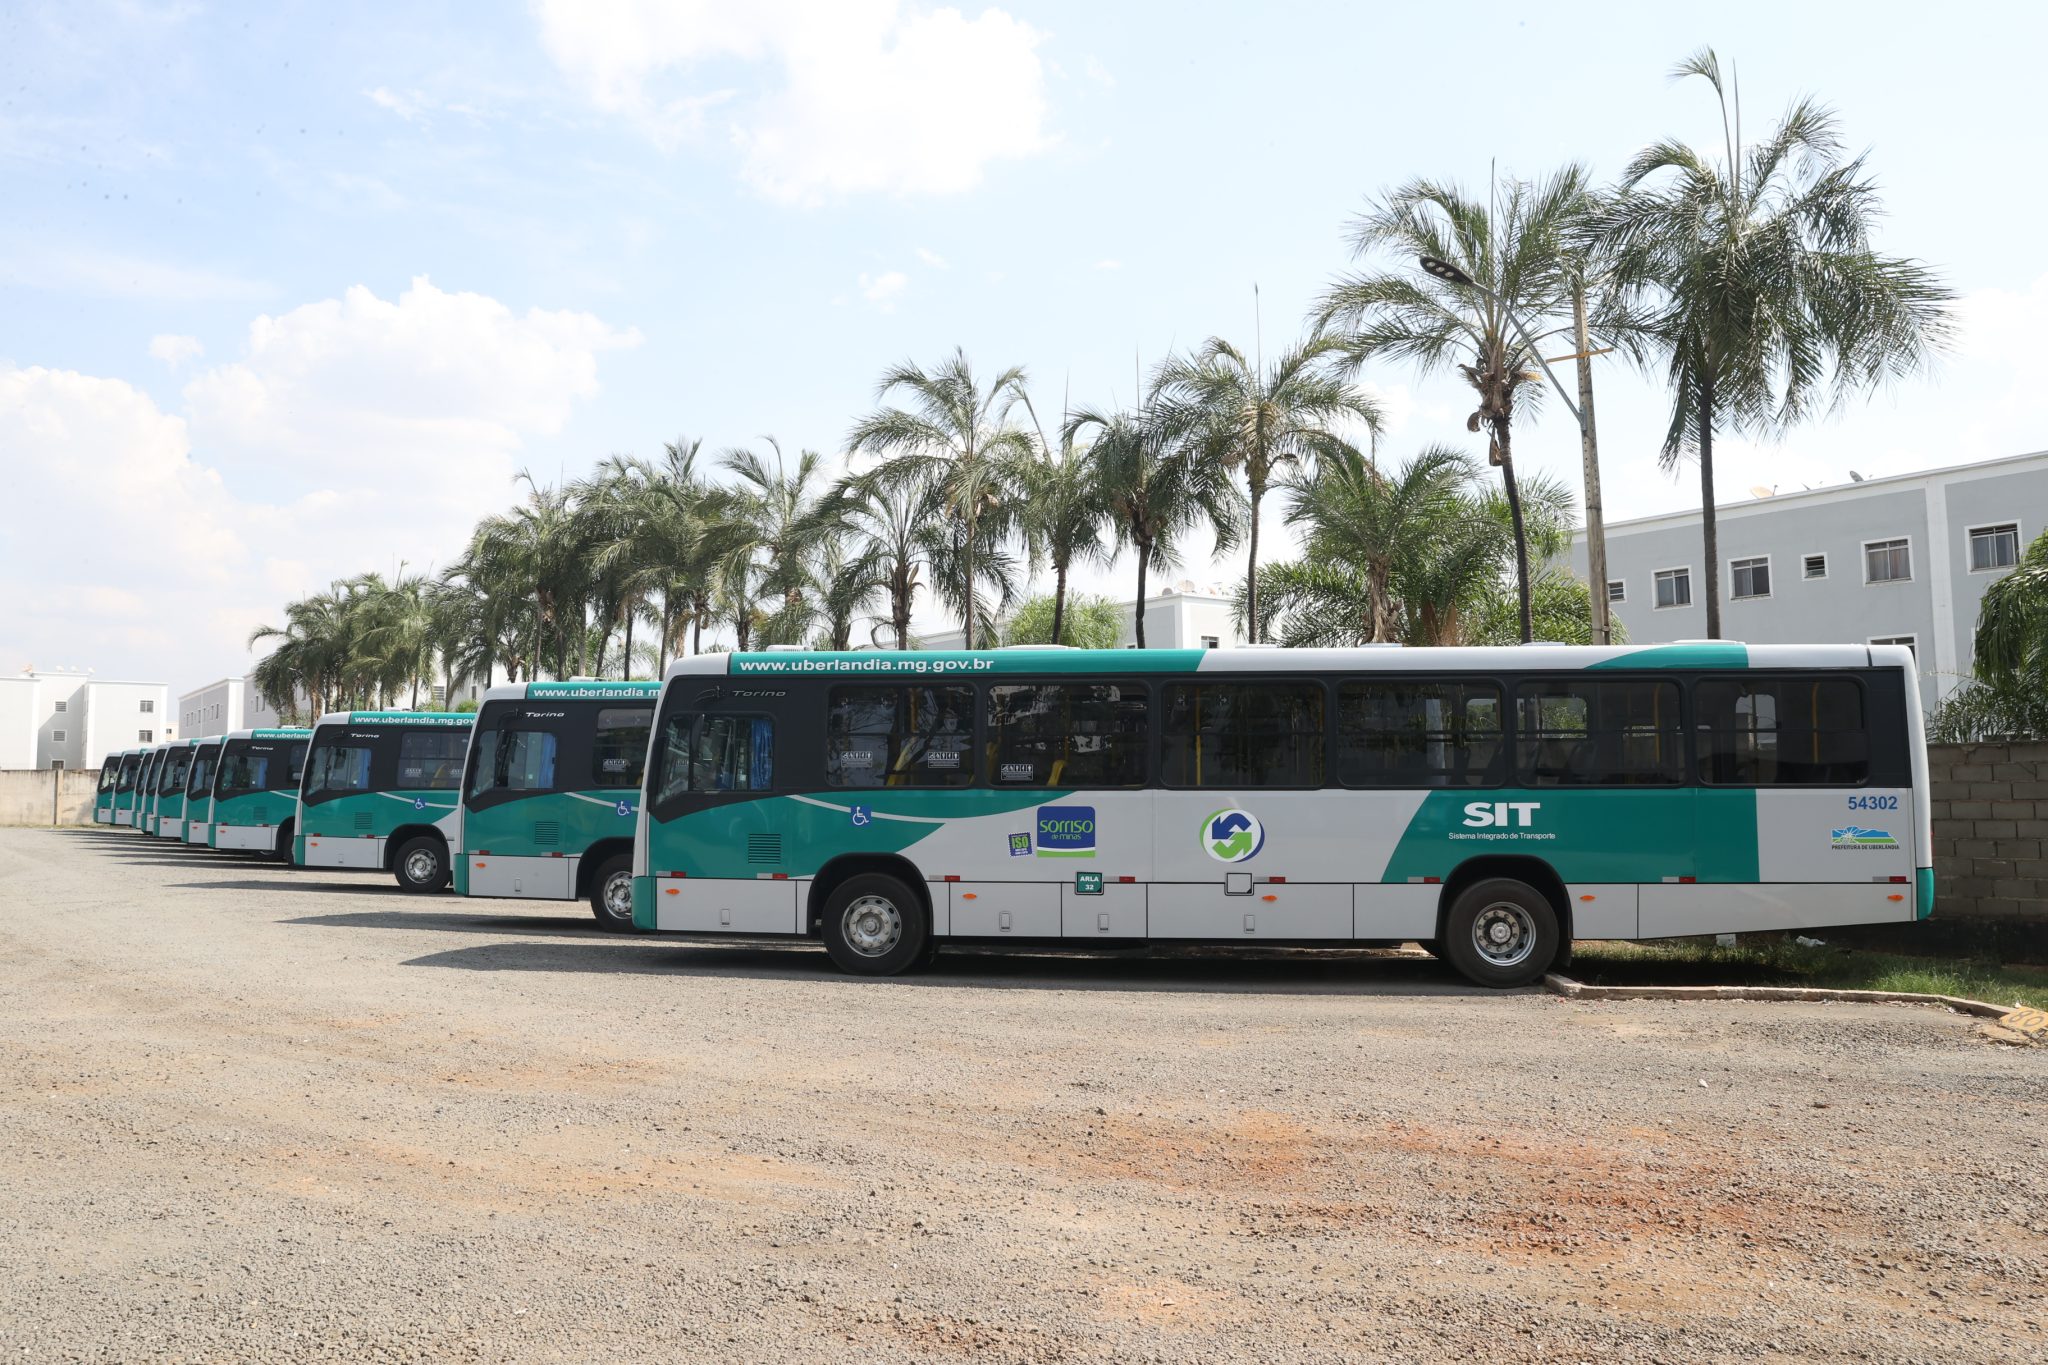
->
589;854;637;933
821;873;929;976
1442;878;1560;989
394;835;450;894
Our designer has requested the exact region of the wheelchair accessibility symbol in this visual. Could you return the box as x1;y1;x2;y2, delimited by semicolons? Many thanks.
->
849;804;873;827
615;800;635;818
412;797;426;810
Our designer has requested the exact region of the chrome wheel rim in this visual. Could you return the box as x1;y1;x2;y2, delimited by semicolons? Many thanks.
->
601;870;634;921
1472;902;1538;969
842;894;902;957
403;848;440;884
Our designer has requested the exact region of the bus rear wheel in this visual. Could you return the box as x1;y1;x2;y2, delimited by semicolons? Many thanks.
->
821;873;929;977
393;835;450;894
589;854;637;933
1442;878;1560;989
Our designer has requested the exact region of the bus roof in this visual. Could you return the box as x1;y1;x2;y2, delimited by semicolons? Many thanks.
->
479;680;664;703
677;642;1897;682
307;710;477;730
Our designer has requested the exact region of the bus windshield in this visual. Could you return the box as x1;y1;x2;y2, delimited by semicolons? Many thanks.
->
187;747;218;798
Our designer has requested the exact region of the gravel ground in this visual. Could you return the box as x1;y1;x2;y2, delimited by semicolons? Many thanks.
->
2;826;2043;1364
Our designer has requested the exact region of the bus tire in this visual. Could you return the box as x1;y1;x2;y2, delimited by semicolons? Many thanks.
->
394;835;450;894
820;873;928;977
272;821;296;865
1442;878;1559;989
589;853;637;933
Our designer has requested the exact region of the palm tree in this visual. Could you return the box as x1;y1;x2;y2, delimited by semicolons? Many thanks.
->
1065;403;1243;648
467;474;588;679
1595;49;1953;637
813;465;946;649
846;349;1037;649
718;438;835;648
1280;443;1474;642
1974;529;2048;686
1017;434;1112;645
1153;335;1382;641
1244;450;1578;647
1313;167;1592;643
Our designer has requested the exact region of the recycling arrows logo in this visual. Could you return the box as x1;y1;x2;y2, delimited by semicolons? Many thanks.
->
1202;808;1265;863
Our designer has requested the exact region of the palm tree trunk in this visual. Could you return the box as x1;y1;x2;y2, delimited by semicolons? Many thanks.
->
692;612;703;657
961;517;977;650
1051;562;1068;645
623;603;635;680
1699;375;1721;640
893;574;911;649
1134;540;1151;648
1245;473;1265;643
410;676;419;710
1497;422;1534;645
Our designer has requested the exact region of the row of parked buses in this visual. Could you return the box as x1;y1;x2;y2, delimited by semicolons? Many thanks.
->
94;681;658;929
93;644;1935;986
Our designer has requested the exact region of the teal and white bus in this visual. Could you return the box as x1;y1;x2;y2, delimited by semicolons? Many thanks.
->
183;738;224;846
111;748;145;827
453;681;660;928
151;738;201;841
629;644;1931;988
298;710;476;890
94;754;121;823
136;746;167;835
210;728;310;857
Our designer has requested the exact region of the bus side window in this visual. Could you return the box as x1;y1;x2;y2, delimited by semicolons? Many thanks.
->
985;683;1147;788
396;730;467;789
1697;677;1867;785
1160;683;1325;788
592;707;653;789
827;686;973;788
1514;679;1682;786
1335;680;1504;787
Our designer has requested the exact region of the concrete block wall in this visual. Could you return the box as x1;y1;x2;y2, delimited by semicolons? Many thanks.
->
0;769;100;826
1928;742;2048;921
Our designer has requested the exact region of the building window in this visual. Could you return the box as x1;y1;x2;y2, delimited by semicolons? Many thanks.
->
1200;635;1219;649
431;684;447;703
1870;634;1917;659
140;699;155;713
1653;567;1692;609
1968;523;2020;572
138;729;153;742
53;700;67;713
1864;538;1911;583
1802;553;1827;580
1606;580;1625;603
1729;556;1772;600
51;729;66;743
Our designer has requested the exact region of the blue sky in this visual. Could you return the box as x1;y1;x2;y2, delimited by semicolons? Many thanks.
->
4;0;2043;690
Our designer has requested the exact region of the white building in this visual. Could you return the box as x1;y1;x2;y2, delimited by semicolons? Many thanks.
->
1570;449;2048;710
0;669;171;770
918;583;1246;651
178;677;282;738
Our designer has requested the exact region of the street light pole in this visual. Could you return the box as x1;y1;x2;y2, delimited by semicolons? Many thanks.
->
1419;255;1612;644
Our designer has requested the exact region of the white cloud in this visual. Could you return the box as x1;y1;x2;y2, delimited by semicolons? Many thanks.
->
1;279;640;690
532;0;1051;204
915;246;948;269
859;270;908;309
365;86;427;123
1093;258;1121;271
149;334;205;367
0;246;269;302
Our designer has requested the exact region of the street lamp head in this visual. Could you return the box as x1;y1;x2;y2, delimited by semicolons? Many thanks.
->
1419;255;1476;288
